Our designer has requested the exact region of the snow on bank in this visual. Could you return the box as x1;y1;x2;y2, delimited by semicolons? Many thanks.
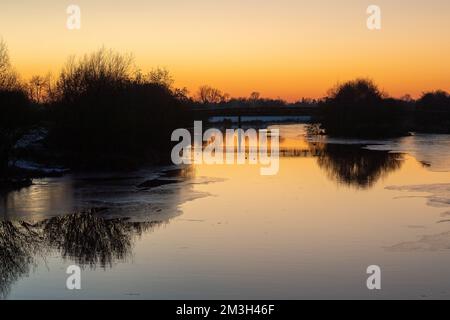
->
13;160;69;174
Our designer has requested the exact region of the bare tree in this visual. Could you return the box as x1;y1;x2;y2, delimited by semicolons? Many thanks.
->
222;92;230;103
197;85;226;104
148;67;174;89
250;91;260;101
0;39;20;91
56;47;134;101
28;74;52;103
0;39;9;74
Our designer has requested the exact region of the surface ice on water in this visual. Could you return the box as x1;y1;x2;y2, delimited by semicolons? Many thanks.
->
386;231;450;252
308;132;450;172
385;183;450;251
84;174;224;223
364;134;450;172
386;184;450;210
0;166;224;223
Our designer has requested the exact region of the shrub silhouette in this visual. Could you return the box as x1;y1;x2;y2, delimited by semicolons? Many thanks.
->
319;79;410;138
415;90;450;133
50;48;191;169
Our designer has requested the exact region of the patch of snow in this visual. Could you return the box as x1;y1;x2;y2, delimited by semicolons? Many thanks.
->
13;160;69;174
14;128;48;149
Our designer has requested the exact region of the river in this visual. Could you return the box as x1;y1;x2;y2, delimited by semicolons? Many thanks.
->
1;123;450;299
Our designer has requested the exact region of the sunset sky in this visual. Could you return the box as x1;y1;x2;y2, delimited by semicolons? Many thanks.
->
1;0;449;101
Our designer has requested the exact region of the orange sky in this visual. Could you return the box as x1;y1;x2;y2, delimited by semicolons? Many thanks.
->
1;0;449;101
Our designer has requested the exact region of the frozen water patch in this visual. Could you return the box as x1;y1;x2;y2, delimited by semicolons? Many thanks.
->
386;184;450;251
386;231;450;252
1;164;226;223
364;134;450;172
386;184;450;209
308;133;450;172
90;176;226;223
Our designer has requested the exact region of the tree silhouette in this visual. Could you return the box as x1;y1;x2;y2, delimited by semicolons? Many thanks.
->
197;85;227;104
0;40;20;91
27;74;53;104
50;48;191;169
415;90;450;133
0;40;33;178
319;79;410;138
147;67;174;89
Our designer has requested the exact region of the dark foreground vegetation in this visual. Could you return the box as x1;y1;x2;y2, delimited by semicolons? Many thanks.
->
0;41;192;189
50;49;191;168
0;39;449;189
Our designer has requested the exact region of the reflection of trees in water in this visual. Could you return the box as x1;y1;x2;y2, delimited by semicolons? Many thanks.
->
0;212;160;298
314;143;404;189
0;221;43;298
38;213;159;268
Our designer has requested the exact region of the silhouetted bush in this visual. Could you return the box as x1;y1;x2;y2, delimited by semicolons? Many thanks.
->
49;49;191;169
319;79;410;138
415;90;450;133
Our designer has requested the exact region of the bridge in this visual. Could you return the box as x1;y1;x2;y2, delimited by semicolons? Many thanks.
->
192;105;318;118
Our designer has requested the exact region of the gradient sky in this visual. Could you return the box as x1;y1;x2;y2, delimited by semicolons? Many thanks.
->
1;0;449;101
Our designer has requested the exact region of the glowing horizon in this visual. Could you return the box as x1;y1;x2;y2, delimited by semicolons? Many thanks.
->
1;0;449;101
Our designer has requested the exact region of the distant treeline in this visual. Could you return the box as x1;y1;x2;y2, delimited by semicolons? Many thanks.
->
193;86;319;109
1;39;449;180
189;83;449;139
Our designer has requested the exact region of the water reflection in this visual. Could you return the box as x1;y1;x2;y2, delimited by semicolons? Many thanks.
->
0;164;221;298
0;166;201;221
0;178;75;220
313;143;404;189
3;124;444;299
198;124;406;189
0;211;162;298
269;124;405;189
39;211;161;267
0;220;42;299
